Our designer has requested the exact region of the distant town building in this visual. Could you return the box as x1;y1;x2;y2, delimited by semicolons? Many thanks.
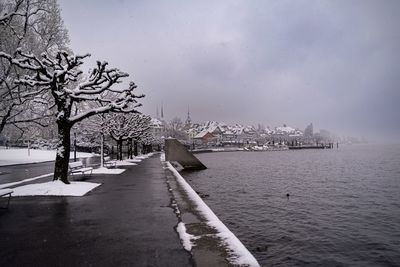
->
194;130;216;144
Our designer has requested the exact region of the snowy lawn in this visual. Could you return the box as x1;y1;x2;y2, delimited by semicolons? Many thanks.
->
92;167;125;174
11;180;101;197
0;148;95;166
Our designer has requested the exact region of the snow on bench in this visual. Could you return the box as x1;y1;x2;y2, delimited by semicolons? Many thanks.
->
103;156;116;168
0;188;13;209
68;161;93;177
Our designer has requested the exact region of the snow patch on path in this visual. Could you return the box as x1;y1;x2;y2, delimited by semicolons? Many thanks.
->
135;152;154;159
160;153;165;162
12;180;101;197
92;167;125;174
176;222;196;252
166;162;260;267
126;159;142;163
111;160;137;166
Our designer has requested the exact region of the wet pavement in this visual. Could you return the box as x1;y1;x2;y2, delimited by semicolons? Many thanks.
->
0;161;55;184
0;155;192;266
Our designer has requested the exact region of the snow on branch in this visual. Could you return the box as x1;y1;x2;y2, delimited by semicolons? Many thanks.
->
0;49;144;126
0;0;25;23
104;113;151;142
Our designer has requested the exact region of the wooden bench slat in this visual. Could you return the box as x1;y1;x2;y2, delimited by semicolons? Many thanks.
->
103;156;116;168
0;188;13;209
0;189;13;196
68;161;93;177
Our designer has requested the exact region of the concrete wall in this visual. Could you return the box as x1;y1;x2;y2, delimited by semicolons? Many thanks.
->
165;139;207;170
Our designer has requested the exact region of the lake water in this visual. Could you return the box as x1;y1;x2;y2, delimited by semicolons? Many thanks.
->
182;144;400;266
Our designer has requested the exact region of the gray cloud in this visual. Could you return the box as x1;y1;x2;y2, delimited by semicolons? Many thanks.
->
59;0;400;142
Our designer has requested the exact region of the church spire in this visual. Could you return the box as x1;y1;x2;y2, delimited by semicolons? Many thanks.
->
185;105;192;127
161;102;164;120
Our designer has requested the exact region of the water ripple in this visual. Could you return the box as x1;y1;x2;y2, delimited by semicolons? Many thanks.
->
183;144;400;266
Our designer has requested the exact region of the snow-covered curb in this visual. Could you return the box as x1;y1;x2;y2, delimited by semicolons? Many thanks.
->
11;180;101;197
135;152;154;159
92;167;125;174
166;161;260;267
108;160;137;166
126;159;141;163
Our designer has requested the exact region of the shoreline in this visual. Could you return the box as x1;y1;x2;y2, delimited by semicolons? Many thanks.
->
164;159;260;266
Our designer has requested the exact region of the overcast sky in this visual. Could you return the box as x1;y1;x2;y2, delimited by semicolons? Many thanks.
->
59;0;400;141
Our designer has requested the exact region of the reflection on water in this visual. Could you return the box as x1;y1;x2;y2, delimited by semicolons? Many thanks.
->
182;144;400;266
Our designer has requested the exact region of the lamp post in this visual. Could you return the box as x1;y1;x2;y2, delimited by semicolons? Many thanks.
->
100;133;104;167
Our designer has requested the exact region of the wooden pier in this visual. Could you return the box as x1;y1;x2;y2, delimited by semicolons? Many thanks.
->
288;143;334;150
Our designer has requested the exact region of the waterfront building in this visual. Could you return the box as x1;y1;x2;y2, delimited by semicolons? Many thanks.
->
194;130;216;145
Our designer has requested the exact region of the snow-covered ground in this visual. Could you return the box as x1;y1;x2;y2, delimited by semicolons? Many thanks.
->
0;151;155;197
11;180;101;197
107;160;137;166
135;153;154;159
92;167;125;174
0;166;125;197
0;148;95;166
166;161;260;267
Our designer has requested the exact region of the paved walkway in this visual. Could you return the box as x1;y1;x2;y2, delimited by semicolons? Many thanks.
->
0;155;192;266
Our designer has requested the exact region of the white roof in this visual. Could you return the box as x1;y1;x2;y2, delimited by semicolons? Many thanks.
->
276;125;296;133
150;118;163;126
194;130;212;138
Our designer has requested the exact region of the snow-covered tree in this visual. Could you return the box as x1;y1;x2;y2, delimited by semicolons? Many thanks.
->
0;0;69;135
166;116;187;139
0;49;144;183
104;113;151;160
138;128;158;154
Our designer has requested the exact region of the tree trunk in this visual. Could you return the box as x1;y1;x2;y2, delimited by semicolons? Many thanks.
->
0;104;14;135
117;139;123;160
53;122;72;184
116;140;120;160
130;138;133;159
131;138;134;159
133;140;138;156
128;139;132;159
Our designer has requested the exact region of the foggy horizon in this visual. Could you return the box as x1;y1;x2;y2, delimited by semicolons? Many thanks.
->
59;0;400;142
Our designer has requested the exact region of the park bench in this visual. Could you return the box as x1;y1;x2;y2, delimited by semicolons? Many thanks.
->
103;156;116;168
0;188;13;209
68;161;93;177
